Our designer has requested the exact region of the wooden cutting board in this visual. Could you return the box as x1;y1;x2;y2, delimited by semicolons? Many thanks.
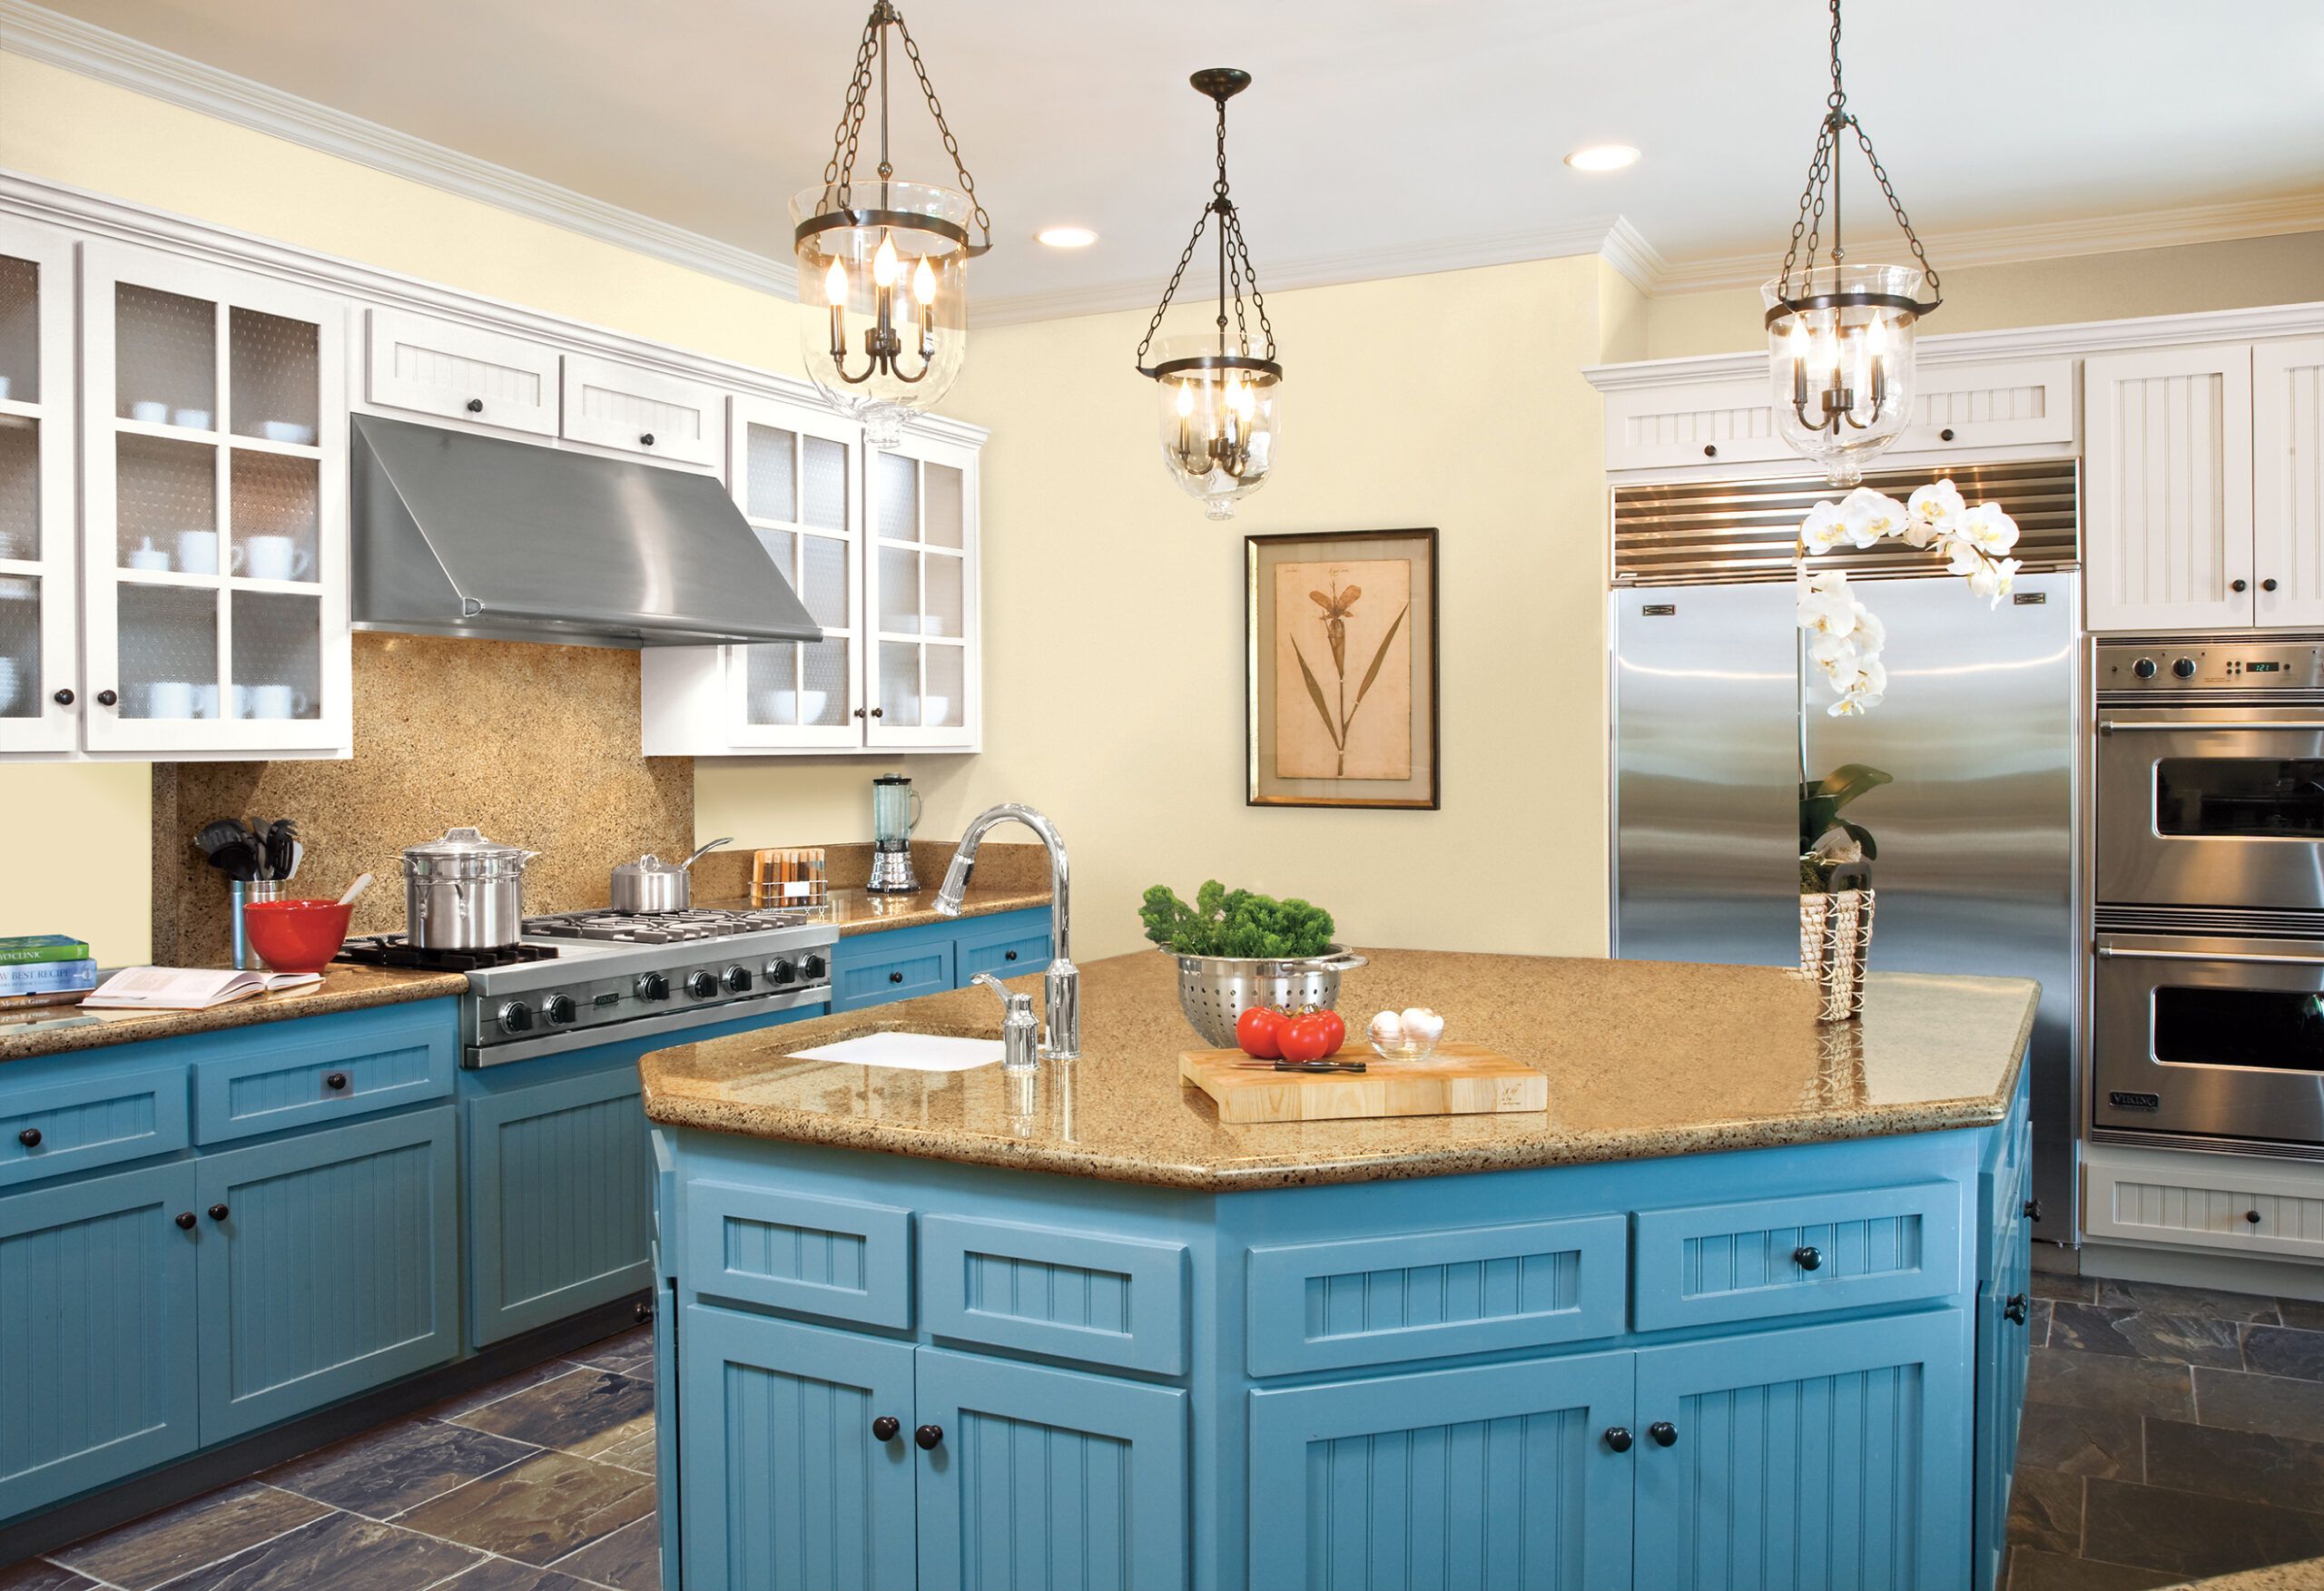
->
1179;1043;1549;1124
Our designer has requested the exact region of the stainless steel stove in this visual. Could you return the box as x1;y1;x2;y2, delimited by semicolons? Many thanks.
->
435;906;837;1067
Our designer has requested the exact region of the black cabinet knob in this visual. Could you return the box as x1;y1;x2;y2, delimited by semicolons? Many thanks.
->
889;970;904;984
1792;1244;1822;1272
2004;1293;2029;1324
208;1203;230;1222
914;1423;944;1450
635;1299;655;1325
2232;579;2249;593
324;1072;349;1091
872;1416;901;1441
2247;1209;2262;1224
1603;1426;1634;1453
639;432;655;447
465;398;484;413
2024;1198;2042;1222
52;687;73;706
95;689;118;707
1004;950;1019;962
16;1127;39;1148
1649;1421;1678;1448
1702;444;1718;457
2263;579;2280;593
870;707;885;718
1939;427;1955;442
175;1211;197;1230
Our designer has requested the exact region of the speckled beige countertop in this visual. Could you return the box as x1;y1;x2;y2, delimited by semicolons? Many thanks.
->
640;948;2040;1190
0;965;470;1063
2173;1559;2324;1589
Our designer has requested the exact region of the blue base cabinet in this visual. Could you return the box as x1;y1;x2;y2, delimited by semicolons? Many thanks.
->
828;908;1051;1015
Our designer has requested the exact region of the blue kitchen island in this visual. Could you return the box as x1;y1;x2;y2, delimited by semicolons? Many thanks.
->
642;948;2037;1591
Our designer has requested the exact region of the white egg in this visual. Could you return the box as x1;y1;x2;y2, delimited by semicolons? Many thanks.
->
1399;1007;1446;1046
1368;1010;1405;1046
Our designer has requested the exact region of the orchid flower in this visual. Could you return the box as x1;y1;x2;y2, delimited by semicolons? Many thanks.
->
1837;486;1910;548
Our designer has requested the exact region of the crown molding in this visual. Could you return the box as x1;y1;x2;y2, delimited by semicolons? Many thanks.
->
1648;192;2324;296
0;0;800;300
1582;298;2324;393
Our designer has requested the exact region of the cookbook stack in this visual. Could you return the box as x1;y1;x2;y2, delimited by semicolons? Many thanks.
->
0;934;99;1011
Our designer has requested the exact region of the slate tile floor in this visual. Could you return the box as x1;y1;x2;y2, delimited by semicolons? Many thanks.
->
0;1328;659;1591
2007;1277;2324;1588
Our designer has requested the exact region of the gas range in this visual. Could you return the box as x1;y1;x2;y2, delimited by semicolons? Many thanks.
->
350;906;839;1067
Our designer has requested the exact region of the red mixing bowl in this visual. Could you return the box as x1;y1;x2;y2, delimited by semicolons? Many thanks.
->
241;899;353;975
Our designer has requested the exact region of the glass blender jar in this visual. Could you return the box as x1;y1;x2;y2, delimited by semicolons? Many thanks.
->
868;774;922;894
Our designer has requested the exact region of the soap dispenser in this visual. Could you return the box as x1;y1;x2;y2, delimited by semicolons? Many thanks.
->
971;971;1041;1073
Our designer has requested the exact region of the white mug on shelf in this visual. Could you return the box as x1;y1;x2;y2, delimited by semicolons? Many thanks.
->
0;375;13;401
175;529;219;575
145;680;198;718
0;657;20;714
248;683;310;719
127;537;172;572
257;420;316;446
128;399;167;424
172;408;211;430
233;536;311;582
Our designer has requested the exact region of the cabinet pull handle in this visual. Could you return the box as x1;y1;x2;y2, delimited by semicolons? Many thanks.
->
16;1127;39;1148
1004;950;1019;962
1649;1421;1679;1448
1792;1244;1822;1272
1702;444;1718;457
2232;579;2249;593
853;707;867;719
1603;1426;1634;1453
2024;1198;2042;1222
914;1423;944;1450
870;707;885;719
2263;579;2280;593
325;1072;349;1091
208;1203;231;1223
52;688;73;706
2247;1209;2262;1224
2004;1293;2029;1324
639;432;655;447
175;1211;197;1231
635;1299;655;1325
872;1416;901;1441
1939;427;1955;442
466;398;484;414
890;971;905;984
95;689;118;708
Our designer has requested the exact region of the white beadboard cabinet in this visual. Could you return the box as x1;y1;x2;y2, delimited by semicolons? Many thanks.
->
363;308;559;437
2083;1142;2324;1263
1896;357;2077;455
0;214;80;755
2254;337;2324;629
2083;344;2253;632
559;352;723;470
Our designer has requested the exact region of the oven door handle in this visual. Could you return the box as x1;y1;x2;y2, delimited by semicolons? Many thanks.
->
2096;944;2324;967
2098;719;2324;734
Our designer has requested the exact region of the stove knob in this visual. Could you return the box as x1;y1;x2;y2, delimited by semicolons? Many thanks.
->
723;965;753;993
2132;657;2157;680
542;994;576;1026
803;953;829;979
497;999;534;1033
686;969;720;999
766;958;797;986
636;971;670;1002
2172;657;2198;680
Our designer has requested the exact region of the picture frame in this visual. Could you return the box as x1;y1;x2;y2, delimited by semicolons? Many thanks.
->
1245;527;1440;810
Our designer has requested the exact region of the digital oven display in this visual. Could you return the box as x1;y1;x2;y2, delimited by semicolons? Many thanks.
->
2245;661;2283;673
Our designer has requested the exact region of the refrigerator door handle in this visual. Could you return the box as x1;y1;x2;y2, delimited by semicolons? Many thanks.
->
2099;719;2324;734
2096;942;2324;967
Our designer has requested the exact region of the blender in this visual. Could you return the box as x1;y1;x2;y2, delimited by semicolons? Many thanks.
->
868;774;922;893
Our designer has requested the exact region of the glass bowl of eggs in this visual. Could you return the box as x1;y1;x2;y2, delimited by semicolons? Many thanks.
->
1367;1006;1446;1064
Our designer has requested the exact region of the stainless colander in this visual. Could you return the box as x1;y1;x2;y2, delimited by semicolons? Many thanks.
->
1170;947;1368;1048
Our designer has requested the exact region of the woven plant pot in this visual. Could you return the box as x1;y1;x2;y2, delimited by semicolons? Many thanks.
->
1799;887;1875;1023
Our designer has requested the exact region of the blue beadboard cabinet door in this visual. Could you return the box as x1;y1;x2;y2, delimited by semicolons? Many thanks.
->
677;1303;917;1591
193;1106;461;1442
1633;1311;1973;1591
914;1346;1188;1591
464;1062;654;1346
1247;1349;1635;1591
0;1161;201;1521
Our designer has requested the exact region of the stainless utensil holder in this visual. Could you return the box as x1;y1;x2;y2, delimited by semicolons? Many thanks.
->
231;879;285;970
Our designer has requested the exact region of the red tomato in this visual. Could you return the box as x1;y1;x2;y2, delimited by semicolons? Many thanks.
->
1312;1008;1347;1056
1236;1006;1285;1059
1279;1012;1336;1064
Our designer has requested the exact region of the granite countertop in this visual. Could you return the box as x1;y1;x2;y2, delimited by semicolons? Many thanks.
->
639;948;2041;1191
2175;1560;2324;1589
0;965;471;1064
694;839;1051;937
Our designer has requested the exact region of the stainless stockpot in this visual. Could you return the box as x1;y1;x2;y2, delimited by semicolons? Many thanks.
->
400;827;538;949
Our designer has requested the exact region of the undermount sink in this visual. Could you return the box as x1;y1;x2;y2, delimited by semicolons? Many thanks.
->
787;1032;1005;1072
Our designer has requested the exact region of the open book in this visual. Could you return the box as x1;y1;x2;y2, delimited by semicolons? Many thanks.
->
83;967;324;1010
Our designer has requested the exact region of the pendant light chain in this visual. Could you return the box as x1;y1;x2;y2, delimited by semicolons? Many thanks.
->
1134;83;1276;372
817;2;990;250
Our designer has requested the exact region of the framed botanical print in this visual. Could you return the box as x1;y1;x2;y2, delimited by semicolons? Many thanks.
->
1246;527;1440;809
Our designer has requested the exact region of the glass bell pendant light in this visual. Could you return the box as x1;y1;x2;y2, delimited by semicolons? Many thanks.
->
793;2;990;449
1134;68;1283;520
1761;0;1943;486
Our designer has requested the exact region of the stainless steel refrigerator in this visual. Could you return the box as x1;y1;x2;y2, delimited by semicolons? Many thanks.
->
1609;462;2082;1239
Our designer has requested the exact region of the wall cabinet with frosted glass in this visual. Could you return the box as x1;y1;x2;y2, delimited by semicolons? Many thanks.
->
641;404;982;755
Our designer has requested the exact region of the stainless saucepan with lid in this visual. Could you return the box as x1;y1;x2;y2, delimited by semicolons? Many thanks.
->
610;837;730;915
401;827;539;949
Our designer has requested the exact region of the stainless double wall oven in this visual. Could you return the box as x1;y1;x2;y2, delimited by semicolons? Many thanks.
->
2092;635;2324;1154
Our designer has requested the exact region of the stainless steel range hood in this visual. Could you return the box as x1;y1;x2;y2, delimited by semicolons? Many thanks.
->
351;413;822;648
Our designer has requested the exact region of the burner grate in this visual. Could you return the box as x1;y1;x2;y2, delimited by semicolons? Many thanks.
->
522;908;826;944
338;936;561;972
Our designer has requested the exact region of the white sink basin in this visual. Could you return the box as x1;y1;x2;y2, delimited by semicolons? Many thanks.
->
788;1032;1005;1072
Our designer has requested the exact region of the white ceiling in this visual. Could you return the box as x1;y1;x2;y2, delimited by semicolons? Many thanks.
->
18;0;2324;317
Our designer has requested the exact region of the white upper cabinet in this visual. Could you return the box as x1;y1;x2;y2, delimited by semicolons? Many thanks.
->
1893;357;2076;454
364;308;558;437
0;216;79;756
559;352;722;469
2083;343;2255;632
77;240;351;757
864;432;979;751
2253;337;2324;629
1603;377;1787;472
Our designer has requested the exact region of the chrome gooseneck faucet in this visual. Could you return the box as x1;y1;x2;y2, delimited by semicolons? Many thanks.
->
934;803;1078;1059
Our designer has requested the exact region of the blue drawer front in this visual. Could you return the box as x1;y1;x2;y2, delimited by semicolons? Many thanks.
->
952;915;1051;986
1247;1214;1629;1377
832;942;953;1012
920;1213;1187;1375
684;1178;913;1328
1633;1180;1966;1331
0;1060;190;1190
192;1001;456;1145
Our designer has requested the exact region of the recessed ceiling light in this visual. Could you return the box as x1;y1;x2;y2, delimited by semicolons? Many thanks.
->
1564;144;1640;173
1036;226;1098;248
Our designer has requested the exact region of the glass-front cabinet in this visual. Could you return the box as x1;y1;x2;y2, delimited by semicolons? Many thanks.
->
78;240;349;756
865;432;978;751
0;217;77;755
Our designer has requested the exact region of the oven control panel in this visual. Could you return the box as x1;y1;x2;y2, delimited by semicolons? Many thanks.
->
2096;640;2324;692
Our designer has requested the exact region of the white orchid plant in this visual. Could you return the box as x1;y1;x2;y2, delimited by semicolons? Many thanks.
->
1794;478;2024;714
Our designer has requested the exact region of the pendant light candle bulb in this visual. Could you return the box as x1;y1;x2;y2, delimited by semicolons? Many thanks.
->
913;257;935;305
823;260;849;306
872;235;900;289
1176;382;1194;417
